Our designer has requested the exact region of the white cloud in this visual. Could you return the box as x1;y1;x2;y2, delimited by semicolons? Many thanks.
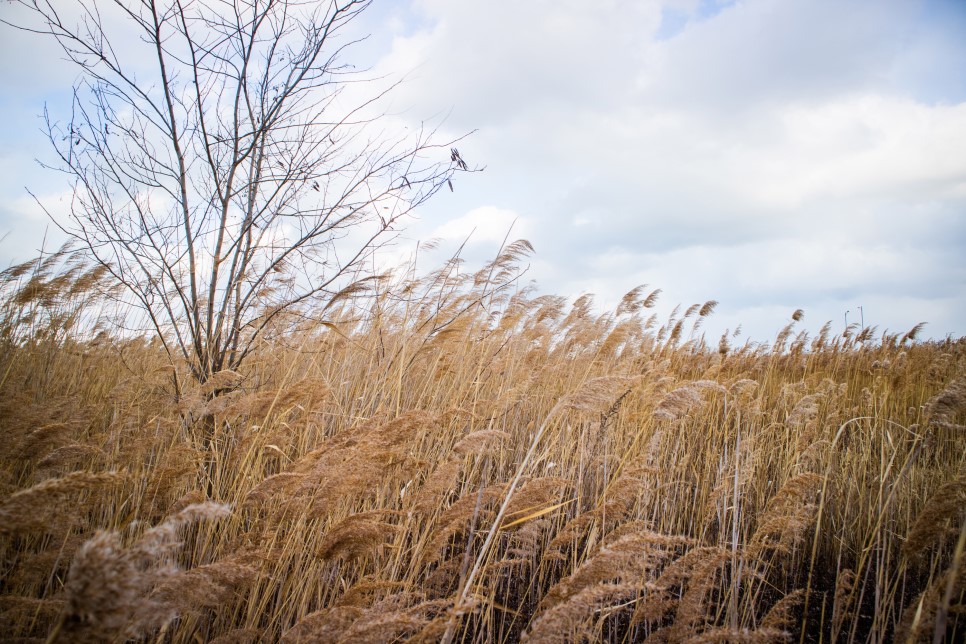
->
641;0;916;109
380;0;664;128
371;0;966;341
2;0;964;341
429;206;528;245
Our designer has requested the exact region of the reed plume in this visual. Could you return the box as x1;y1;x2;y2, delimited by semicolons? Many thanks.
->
50;502;230;642
903;475;966;556
748;473;823;559
0;471;125;537
632;546;730;631
538;525;692;613
317;511;400;562
1;247;963;642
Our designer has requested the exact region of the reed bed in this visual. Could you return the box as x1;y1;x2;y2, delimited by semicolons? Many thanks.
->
0;243;963;642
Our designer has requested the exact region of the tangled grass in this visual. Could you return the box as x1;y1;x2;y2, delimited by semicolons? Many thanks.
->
0;243;963;642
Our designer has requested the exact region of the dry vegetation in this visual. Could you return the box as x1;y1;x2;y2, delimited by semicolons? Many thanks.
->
1;243;964;643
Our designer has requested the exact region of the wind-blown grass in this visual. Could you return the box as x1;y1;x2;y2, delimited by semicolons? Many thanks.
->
0;242;963;642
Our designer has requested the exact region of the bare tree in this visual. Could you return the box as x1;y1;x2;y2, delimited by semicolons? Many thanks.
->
5;0;473;388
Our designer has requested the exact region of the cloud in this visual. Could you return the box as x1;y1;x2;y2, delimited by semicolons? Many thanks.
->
641;0;917;111
370;0;966;340
1;0;964;342
380;0;664;128
429;206;528;245
0;188;72;259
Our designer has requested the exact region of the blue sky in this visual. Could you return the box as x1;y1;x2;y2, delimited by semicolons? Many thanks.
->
1;0;964;343
656;0;736;39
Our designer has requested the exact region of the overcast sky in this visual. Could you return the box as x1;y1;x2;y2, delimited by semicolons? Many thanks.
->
1;0;964;343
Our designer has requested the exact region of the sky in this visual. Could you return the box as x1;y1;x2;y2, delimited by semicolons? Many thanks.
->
1;0;965;343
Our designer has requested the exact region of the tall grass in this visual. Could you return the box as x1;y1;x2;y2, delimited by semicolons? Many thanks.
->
0;242;963;642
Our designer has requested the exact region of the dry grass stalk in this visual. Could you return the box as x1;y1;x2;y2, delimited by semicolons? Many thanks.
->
538;525;692;613
903;475;966;556
924;378;966;430
230;377;332;419
409;459;462;515
51;502;230;642
150;552;259;615
36;443;103;472
335;580;407;608
787;393;823;427
682;626;790;643
200;370;245;395
760;589;806;632
12;423;74;463
565;375;641;414
544;467;651;563
522;582;644;643
748;473;823;559
453;428;509;455
653;384;706;422
168;489;210;514
829;569;856;640
422;558;463;598
0;471;125;537
502;476;572;527
497;516;554;571
281;606;365;643
423;482;506;566
335;597;452;644
209;628;264;644
0;596;65;639
317;511;400;562
4;532;88;593
657;548;731;634
632;547;730;631
244;411;435;520
282;595;452;644
1;248;964;642
894;554;965;643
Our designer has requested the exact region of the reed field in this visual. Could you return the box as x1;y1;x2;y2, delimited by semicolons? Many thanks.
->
0;242;963;643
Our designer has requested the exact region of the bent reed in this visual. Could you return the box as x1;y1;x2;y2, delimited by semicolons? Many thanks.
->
0;243;963;642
